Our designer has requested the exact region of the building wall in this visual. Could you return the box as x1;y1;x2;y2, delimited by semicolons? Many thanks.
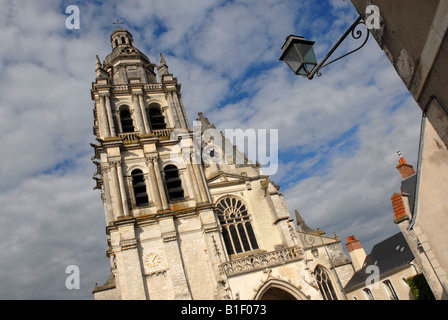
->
350;0;448;147
346;265;417;300
411;115;448;298
350;0;448;300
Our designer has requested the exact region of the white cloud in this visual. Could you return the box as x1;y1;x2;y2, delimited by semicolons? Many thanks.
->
205;9;423;255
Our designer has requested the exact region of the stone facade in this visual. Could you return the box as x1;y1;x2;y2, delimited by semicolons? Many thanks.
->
91;28;354;300
350;0;448;147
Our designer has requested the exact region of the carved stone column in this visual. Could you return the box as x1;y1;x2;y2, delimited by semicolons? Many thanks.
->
132;93;145;134
178;97;190;131
101;166;114;223
191;154;209;204
172;91;188;129
115;160;130;217
104;93;116;136
183;153;200;204
109;161;124;219
115;110;123;134
153;157;169;210
197;161;212;204
137;93;150;133
97;95;110;138
146;156;163;211
167;91;181;128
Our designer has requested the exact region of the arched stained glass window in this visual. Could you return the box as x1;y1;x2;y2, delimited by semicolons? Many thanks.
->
315;266;338;300
215;196;258;256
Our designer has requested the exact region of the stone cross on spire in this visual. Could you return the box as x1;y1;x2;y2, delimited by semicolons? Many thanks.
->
113;19;125;28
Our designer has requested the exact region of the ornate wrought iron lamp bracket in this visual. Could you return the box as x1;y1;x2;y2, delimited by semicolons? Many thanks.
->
308;15;370;79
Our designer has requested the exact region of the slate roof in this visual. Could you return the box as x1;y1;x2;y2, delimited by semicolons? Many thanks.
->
345;232;415;290
401;174;417;216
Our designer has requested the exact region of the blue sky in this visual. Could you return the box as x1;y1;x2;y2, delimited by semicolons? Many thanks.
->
0;0;422;299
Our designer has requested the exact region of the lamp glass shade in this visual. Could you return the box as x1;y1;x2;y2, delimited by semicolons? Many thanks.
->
280;35;317;77
282;45;302;75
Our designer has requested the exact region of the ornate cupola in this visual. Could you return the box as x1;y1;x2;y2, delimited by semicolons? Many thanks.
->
103;28;157;85
110;28;134;49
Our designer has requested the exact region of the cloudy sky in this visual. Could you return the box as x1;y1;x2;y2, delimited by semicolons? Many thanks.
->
0;0;422;299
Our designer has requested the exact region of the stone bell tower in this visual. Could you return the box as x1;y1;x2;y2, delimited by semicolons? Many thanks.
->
91;28;354;300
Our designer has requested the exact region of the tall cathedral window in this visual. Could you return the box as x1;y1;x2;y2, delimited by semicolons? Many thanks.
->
120;107;134;133
131;169;149;207
163;165;184;201
215;197;259;256
315;266;338;300
148;106;166;130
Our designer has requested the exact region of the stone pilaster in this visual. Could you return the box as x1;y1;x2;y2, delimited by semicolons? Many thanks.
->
159;216;192;299
132;92;146;134
97;94;110;138
114;221;147;300
104;93;116;136
115;160;130;217
146;155;163;211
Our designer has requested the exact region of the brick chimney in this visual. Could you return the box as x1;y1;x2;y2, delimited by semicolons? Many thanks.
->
346;235;367;271
396;151;416;179
391;193;408;223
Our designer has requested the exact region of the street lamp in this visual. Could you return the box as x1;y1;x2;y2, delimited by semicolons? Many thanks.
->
280;15;370;80
279;35;318;78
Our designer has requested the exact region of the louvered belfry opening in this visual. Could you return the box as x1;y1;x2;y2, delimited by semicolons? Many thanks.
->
164;165;184;201
148;107;166;130
131;169;149;207
120;108;135;133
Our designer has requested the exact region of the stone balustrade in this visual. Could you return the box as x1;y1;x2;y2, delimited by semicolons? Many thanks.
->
219;246;304;277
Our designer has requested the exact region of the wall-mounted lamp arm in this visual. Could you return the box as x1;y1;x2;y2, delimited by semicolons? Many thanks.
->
308;15;370;79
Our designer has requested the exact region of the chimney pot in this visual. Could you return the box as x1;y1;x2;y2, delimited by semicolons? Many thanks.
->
346;235;367;271
396;152;416;179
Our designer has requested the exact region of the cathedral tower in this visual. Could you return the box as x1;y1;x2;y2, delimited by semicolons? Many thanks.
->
91;28;353;300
